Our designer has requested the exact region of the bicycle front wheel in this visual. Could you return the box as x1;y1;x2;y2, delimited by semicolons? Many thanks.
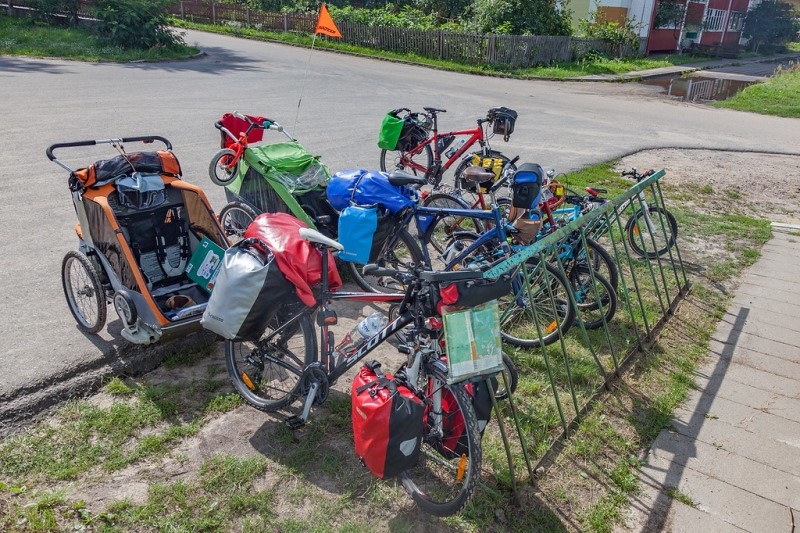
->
400;377;481;517
583;237;619;290
225;310;317;412
347;228;424;293
569;266;618;330
499;260;576;348
422;192;485;255
625;206;678;259
218;201;258;244
208;148;239;186
380;144;433;177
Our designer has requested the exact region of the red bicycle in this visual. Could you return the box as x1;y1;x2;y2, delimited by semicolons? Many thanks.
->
379;106;517;191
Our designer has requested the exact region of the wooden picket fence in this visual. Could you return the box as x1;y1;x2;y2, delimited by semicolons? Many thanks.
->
3;0;646;66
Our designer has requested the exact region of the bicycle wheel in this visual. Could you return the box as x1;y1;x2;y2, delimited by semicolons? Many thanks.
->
347;228;424;293
218;201;258;244
583;237;619;290
225;311;316;412
499;260;576;348
569;266;617;330
380;144;433;177
422;192;485;255
625;206;678;259
208;148;239;186
495;352;518;400
400;376;481;517
453;150;515;202
62;251;107;334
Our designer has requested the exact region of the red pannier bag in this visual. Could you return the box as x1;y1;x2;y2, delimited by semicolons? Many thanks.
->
351;361;424;479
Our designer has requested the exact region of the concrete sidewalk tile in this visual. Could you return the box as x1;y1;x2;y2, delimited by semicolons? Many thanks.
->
671;392;800;451
671;405;800;477
708;339;800;379
735;283;800;308
688;373;800;425
639;443;792;533
702;360;800;401
650;431;800;509
732;274;800;298
712;320;800;357
718;305;800;338
731;289;800;318
739;258;799;284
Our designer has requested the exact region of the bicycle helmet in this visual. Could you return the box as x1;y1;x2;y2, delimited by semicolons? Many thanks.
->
116;172;166;210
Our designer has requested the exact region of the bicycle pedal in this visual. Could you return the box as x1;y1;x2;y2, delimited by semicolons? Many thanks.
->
284;415;307;430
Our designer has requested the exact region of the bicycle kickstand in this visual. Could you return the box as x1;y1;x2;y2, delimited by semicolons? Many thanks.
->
285;364;329;430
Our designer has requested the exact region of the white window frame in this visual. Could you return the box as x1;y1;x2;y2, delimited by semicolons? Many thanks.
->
704;8;726;32
728;11;744;31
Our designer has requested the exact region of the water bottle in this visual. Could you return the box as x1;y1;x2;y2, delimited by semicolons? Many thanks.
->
445;139;466;159
332;312;389;367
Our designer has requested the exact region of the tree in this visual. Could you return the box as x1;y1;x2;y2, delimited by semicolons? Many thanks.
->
467;0;572;35
742;0;799;52
578;13;641;58
93;0;184;49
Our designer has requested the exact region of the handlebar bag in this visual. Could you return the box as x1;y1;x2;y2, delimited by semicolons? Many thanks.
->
352;361;424;479
511;163;544;209
326;169;415;215
200;240;294;341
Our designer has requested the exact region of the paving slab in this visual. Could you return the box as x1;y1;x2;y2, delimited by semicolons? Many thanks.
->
690;372;800;425
708;340;800;378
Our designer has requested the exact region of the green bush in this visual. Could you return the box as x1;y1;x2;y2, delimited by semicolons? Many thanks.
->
28;0;79;25
578;13;640;58
93;0;184;49
467;0;572;36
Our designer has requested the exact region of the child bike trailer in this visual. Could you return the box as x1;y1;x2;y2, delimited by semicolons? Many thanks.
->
214;113;338;240
47;136;229;345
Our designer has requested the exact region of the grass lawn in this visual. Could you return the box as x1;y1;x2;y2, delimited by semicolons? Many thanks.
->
0;14;198;62
714;62;800;117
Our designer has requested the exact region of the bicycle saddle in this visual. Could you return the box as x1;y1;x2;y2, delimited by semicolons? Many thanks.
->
463;166;494;183
388;171;427;187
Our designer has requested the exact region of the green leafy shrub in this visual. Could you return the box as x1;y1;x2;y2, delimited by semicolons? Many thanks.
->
467;0;572;35
578;13;640;58
28;0;79;26
742;0;799;52
93;0;184;49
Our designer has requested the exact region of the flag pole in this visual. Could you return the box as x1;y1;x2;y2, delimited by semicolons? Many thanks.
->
294;32;318;134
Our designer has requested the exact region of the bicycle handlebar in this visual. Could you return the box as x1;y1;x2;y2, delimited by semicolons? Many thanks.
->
488;156;520;194
46;136;172;162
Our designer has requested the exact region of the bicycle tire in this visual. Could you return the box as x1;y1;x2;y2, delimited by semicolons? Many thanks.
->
62;250;107;334
400;378;481;517
453;150;515;200
625;206;678;259
495;352;518;400
208;148;239;186
225;311;317;412
584;238;619;290
500;259;576;348
218;201;258;244
347;228;424;293
380;144;433;177
422;192;485;255
569;266;617;330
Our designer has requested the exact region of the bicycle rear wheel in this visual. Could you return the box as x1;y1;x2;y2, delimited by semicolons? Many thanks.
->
347;228;424;293
422;192;485;255
218;201;258;244
225;310;317;412
400;376;481;517
625;206;677;259
583;237;619;290
499;260;576;348
62;250;107;334
380;144;433;177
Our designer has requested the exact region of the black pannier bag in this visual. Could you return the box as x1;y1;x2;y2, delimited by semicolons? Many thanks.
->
438;273;514;309
396;116;429;151
489;107;518;141
201;238;295;341
352;361;424;479
511;163;545;209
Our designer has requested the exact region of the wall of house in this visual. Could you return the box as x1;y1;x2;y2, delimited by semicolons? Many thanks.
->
649;28;681;51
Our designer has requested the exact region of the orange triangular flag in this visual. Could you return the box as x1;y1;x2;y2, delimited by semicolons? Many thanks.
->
315;4;342;38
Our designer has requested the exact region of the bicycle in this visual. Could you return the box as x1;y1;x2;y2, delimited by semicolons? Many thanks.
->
356;169;576;348
209;111;291;187
379;107;517;193
225;228;516;516
564;169;678;259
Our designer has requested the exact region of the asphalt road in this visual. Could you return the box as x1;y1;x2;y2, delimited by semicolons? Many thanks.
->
0;29;797;418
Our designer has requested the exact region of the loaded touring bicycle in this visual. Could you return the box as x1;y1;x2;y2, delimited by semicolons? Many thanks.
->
48;136;229;345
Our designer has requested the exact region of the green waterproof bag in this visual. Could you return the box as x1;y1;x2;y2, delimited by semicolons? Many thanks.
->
377;113;404;150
